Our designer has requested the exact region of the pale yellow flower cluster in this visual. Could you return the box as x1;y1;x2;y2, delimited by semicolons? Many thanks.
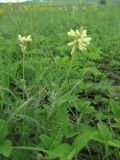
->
18;35;32;52
67;27;92;55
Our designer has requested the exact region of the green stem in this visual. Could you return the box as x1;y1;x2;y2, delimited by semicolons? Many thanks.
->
59;56;74;94
22;51;25;100
103;144;109;160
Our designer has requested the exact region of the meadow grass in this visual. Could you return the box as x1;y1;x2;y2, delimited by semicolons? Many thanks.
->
0;3;120;160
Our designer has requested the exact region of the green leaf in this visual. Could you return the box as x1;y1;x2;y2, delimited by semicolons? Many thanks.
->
48;144;72;159
98;123;112;141
68;131;94;159
81;67;102;77
112;122;120;129
83;50;101;60
108;139;120;148
50;105;70;148
0;119;8;140
79;82;92;90
40;105;70;150
40;134;51;149
93;123;112;144
75;100;95;113
65;124;78;138
111;100;120;120
0;140;12;157
12;150;34;160
92;131;106;144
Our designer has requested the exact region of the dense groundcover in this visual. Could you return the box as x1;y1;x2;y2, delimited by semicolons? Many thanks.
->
0;3;120;160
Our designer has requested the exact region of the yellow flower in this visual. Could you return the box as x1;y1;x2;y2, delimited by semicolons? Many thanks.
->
67;27;92;55
18;35;32;52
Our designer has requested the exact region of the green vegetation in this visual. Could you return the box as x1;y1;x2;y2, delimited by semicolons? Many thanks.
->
0;3;120;160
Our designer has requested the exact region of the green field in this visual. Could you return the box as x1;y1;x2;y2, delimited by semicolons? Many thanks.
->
0;3;120;160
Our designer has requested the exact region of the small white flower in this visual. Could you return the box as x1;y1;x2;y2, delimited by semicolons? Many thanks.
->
26;35;32;42
67;27;92;55
18;35;32;52
67;29;76;37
